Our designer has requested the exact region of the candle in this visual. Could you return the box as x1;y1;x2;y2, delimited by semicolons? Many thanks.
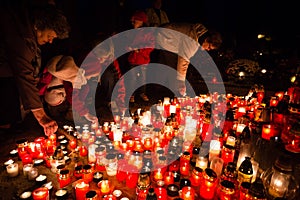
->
58;169;71;188
35;174;47;186
28;167;38;180
190;167;203;186
153;168;164;181
98;180;111;195
209;140;221;162
79;146;88;157
221;145;235;165
196;156;208;170
69;139;77;149
210;157;224;177
164;171;174;185
199;168;218;199
75;180;90;200
93;171;103;183
55;189;68;200
262;124;281;140
181;186;195;200
217;180;235;200
19;191;32;200
82;164;94;183
6;163;19;177
32;187;49;200
180;161;190;176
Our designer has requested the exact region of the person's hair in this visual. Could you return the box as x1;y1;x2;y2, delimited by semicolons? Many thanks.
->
205;31;222;49
31;5;70;39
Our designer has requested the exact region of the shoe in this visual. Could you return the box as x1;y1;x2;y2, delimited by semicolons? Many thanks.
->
129;96;135;103
140;93;149;101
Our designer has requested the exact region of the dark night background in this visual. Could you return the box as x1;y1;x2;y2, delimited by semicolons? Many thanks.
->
45;0;300;91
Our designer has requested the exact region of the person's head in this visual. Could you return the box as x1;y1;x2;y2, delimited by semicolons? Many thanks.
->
200;31;222;51
152;0;162;9
31;5;70;45
130;10;148;28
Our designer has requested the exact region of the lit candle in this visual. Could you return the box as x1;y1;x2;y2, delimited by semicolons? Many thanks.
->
69;139;77;149
210;157;224;177
262;124;281;140
75;180;90;200
196;156;208;170
209;140;221;162
164;171;174;185
190;167;203;186
153;168;164;181
199;169;218;199
6;163;19;177
180;161;190;176
181;186;195;200
58;169;71;188
98;180;111;195
32;187;49;200
19;191;32;200
55;189;68;200
79;146;88;157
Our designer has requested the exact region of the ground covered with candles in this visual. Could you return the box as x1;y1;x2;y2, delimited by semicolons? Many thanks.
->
0;81;300;199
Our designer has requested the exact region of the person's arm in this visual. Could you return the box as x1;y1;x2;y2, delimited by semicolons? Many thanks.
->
32;108;58;136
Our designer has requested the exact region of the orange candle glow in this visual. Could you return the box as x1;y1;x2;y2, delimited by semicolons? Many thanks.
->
181;186;195;200
163;171;174;185
75;180;89;200
153;169;164;181
98;180;111;195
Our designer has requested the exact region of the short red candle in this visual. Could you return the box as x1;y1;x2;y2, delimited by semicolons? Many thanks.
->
181;186;195;200
153;168;164;182
58;169;71;188
32;187;49;200
21;153;33;165
155;187;167;200
143;138;153;150
48;134;56;145
75;180;90;200
190;167;203;186
79;146;88;157
221;145;235;165
180;161;190;177
69;139;77;149
163;171;174;185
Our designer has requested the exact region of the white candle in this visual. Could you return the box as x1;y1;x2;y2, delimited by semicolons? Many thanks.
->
23;163;33;176
6;163;19;177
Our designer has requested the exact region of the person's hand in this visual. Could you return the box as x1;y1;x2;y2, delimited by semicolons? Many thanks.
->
84;113;98;123
177;79;187;97
32;108;58;136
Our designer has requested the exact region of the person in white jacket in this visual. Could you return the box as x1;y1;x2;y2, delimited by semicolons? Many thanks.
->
155;22;222;97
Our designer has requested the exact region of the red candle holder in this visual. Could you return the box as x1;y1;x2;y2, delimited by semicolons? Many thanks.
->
199;168;218;200
190;167;203;187
262;124;281;140
58;169;71;188
181;186;195;200
180;161;190;177
79;146;88;157
32;187;49;200
155;186;167;200
163;171;174;185
69;139;77;149
75;180;90;200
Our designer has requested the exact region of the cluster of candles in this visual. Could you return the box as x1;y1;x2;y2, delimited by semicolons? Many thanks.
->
5;87;300;199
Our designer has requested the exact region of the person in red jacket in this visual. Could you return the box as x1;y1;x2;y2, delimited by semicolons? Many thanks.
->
126;10;155;103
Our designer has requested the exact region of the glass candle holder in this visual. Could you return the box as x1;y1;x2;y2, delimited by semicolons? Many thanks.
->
82;164;94;183
28;167;38;180
217;180;235;200
196;156;208;170
55;189;68;200
98;180;112;196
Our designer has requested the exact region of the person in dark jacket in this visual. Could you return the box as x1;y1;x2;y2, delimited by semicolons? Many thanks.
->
0;1;70;136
